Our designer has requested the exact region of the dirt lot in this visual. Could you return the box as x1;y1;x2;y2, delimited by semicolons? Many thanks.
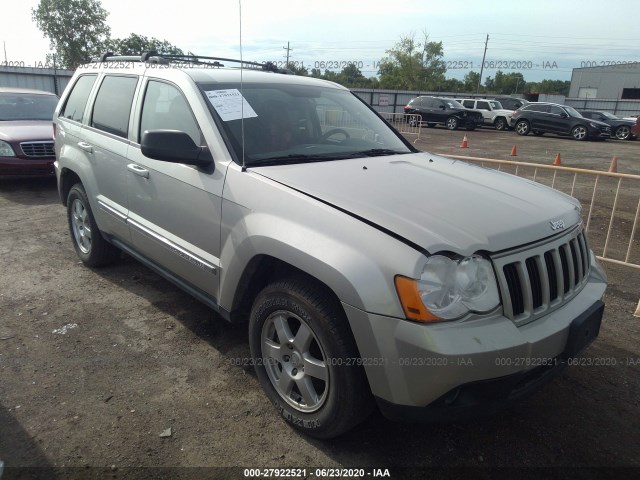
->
1;128;639;479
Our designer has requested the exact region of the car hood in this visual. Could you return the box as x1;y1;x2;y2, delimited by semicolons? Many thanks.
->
0;121;54;143
252;152;582;255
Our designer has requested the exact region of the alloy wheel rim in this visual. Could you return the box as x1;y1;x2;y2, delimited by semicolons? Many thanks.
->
261;310;329;413
71;199;91;254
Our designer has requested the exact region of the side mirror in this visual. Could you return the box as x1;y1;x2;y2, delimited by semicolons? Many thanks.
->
141;130;213;168
439;105;446;110
559;112;568;118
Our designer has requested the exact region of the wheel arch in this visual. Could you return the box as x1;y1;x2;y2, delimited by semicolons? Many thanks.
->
59;167;83;206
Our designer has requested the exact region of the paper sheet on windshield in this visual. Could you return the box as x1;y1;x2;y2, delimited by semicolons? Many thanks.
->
204;89;257;121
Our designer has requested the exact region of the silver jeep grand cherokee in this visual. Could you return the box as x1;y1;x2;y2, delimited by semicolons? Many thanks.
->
53;53;607;438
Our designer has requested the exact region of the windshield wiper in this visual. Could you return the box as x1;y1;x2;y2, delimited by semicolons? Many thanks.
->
347;149;410;157
248;154;334;166
248;149;410;166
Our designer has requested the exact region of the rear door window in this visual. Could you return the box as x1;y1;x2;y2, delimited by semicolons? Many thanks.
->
90;76;138;138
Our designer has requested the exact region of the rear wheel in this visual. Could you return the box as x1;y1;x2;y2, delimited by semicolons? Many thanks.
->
249;277;373;439
615;125;631;140
446;116;459;130
67;184;120;267
571;125;588;141
515;120;530;136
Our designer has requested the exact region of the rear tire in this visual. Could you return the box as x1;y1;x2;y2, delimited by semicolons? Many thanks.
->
515;120;530;136
249;277;373;439
67;183;120;267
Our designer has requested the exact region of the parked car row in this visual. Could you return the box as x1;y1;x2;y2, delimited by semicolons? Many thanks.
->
403;94;638;142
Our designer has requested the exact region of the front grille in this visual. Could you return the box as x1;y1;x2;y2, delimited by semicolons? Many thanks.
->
494;228;590;323
20;141;55;158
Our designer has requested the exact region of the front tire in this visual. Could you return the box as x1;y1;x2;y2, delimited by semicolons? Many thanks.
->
67;183;120;267
615;125;631;140
571;125;588;141
249;277;373;439
494;117;507;130
446;116;459;130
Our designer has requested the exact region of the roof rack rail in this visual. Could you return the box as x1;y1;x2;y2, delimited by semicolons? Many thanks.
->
90;52;289;73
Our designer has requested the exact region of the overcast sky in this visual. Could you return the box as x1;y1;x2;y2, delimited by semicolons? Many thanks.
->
3;0;639;83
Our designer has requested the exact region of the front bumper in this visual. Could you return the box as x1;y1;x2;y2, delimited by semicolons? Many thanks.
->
343;254;607;419
0;156;55;175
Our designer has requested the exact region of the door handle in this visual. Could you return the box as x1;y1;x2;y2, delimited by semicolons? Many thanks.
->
127;163;149;179
77;142;93;153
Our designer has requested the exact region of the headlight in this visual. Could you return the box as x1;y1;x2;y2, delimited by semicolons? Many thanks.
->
589;122;600;129
395;255;500;322
0;140;16;157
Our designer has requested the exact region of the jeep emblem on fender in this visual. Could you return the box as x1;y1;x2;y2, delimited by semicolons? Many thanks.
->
550;220;566;230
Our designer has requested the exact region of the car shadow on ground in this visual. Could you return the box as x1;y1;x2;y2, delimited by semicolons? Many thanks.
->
0;176;58;206
0;402;53;471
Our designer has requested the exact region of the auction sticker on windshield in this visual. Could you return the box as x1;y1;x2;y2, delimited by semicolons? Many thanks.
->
205;89;258;121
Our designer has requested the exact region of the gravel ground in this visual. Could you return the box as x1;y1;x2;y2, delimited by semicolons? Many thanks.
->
1;127;639;479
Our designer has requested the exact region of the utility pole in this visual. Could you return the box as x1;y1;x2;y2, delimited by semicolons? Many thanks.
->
477;34;489;94
3;41;7;63
283;42;292;69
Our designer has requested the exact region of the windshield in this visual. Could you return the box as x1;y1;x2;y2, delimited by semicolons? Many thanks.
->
565;106;583;118
198;82;412;166
0;93;58;121
600;112;618;119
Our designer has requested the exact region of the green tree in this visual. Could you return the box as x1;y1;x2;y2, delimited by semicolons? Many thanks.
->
439;78;464;93
337;64;367;87
463;71;481;92
285;63;308;76
377;32;446;90
492;70;525;94
32;0;111;68
104;33;183;56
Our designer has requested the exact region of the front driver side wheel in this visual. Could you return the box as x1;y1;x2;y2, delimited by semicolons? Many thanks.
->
571;125;588;141
249;277;373;439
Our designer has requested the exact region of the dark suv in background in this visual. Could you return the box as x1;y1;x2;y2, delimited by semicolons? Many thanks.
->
579;110;636;140
511;102;611;141
404;96;484;130
490;96;529;111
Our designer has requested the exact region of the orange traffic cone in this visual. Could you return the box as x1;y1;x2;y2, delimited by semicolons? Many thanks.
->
510;145;517;156
608;156;618;173
460;134;469;148
553;153;561;165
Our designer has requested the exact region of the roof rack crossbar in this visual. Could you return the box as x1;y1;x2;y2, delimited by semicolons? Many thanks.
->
90;52;288;73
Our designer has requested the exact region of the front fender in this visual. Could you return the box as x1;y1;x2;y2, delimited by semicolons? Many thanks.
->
218;166;424;317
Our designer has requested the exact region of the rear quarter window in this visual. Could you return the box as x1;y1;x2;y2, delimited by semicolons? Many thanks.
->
60;75;97;123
